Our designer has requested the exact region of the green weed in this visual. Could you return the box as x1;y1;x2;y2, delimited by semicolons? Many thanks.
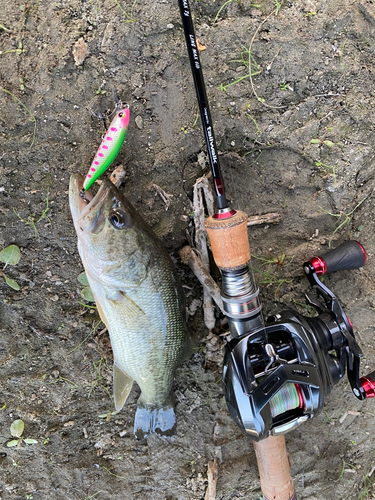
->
213;0;262;24
1;87;36;147
252;252;294;299
70;320;102;353
336;460;357;482
358;467;374;499
245;108;261;135
78;272;95;303
48;376;79;388
274;0;283;15
13;190;51;239
0;42;24;56
310;138;337;147
220;47;262;92
80;492;103;500
98;410;118;422
87;358;111;398
7;419;38;448
314;160;336;184
320;197;367;246
113;0;137;22
0;244;21;290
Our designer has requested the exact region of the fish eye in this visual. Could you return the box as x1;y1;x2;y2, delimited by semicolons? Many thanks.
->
119;112;123;118
110;209;128;229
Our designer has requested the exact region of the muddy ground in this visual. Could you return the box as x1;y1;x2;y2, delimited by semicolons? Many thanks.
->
1;0;375;498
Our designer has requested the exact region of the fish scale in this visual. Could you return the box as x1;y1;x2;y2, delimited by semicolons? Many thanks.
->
69;174;190;438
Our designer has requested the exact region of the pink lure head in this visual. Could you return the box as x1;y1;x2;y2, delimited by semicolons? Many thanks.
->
118;107;130;128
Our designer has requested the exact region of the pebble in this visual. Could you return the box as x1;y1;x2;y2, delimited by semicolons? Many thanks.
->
135;115;144;129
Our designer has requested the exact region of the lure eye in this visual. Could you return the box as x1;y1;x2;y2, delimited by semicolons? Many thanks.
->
110;209;128;229
119;112;123;118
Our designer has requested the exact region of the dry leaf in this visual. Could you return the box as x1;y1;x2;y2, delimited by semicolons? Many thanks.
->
196;38;206;51
72;38;89;66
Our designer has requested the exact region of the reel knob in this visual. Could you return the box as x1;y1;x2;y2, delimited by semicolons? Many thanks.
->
309;240;366;275
360;371;375;398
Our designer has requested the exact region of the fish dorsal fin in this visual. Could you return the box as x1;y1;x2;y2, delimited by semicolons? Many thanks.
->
113;363;134;412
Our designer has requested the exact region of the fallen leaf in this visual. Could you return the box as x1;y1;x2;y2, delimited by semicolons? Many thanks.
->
72;37;89;66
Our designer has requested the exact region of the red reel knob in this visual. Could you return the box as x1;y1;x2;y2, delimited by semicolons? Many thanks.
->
360;375;375;398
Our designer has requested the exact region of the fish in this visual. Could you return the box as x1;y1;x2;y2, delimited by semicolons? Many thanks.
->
69;174;190;438
83;107;130;191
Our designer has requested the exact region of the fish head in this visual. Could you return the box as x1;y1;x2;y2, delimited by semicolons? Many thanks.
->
69;173;150;289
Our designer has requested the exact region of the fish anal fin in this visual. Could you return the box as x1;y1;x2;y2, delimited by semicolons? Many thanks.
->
113;363;133;412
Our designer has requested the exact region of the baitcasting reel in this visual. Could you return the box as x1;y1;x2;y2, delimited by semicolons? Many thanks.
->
223;241;375;441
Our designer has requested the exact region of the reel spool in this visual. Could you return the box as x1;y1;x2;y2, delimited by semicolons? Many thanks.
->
223;241;375;441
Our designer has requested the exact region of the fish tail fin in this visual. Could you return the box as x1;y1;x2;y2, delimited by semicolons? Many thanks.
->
113;363;133;412
134;396;176;440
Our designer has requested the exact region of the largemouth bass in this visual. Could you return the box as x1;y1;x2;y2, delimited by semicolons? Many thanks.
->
69;174;189;438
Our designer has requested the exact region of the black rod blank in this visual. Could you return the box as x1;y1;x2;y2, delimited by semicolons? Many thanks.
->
178;0;228;210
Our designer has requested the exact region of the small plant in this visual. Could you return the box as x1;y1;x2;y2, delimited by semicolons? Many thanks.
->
0;244;21;290
274;0;283;15
253;251;293;269
7;419;38;448
279;82;288;90
310;138;336;147
78;272;95;302
220;47;262;92
314;160;337;184
0;41;24;56
87;358;110;398
1;87;36;147
245;107;261;135
113;0;137;22
320;197;367;246
252;251;294;298
13;190;51;239
98;410;119;422
212;0;261;24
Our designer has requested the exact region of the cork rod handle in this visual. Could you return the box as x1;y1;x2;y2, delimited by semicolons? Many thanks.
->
204;211;251;271
253;436;296;500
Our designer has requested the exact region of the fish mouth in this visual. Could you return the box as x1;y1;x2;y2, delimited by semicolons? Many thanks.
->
69;173;111;229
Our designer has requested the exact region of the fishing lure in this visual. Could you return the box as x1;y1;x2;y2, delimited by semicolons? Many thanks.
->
82;106;130;191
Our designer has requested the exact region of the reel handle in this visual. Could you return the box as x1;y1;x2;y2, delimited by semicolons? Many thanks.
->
310;240;366;275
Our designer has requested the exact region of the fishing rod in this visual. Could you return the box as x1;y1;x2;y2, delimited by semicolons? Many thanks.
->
177;1;295;498
177;2;375;499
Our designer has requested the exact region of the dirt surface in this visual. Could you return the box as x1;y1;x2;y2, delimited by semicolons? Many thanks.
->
1;0;375;498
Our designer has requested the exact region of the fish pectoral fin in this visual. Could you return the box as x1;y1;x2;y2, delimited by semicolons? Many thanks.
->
113;363;133;412
110;290;147;319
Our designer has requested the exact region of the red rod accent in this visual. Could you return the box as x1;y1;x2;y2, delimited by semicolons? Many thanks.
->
212;209;237;219
309;256;327;275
